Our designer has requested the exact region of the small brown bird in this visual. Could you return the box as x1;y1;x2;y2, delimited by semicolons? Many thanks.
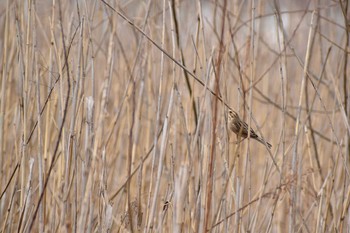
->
228;109;272;149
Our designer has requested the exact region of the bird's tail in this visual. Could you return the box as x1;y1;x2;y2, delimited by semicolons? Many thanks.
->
255;137;272;149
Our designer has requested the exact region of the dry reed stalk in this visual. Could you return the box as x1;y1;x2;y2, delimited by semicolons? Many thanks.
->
290;11;316;233
0;0;10;188
145;2;176;225
1;1;350;232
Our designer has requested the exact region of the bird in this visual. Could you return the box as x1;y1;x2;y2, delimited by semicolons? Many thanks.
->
227;109;272;149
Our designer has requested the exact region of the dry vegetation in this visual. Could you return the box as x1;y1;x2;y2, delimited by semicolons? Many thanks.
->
0;0;350;232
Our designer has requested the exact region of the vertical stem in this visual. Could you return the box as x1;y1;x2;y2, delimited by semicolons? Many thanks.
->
340;0;349;161
127;80;136;233
203;0;227;231
145;0;166;231
21;0;32;210
246;0;256;229
289;12;315;233
0;0;10;188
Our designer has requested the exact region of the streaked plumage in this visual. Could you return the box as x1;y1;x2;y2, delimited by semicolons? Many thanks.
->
228;110;272;149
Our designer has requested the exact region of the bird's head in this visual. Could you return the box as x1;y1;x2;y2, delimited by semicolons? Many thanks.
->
228;109;239;121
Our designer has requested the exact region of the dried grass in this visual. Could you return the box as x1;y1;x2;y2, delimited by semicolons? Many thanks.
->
0;0;349;232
